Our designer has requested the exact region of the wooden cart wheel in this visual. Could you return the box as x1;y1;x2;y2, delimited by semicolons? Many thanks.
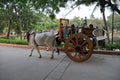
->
64;33;93;62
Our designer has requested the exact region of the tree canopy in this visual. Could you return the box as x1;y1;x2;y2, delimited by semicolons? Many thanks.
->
0;0;120;39
0;0;120;19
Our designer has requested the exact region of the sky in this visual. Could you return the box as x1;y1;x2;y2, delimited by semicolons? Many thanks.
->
56;4;113;20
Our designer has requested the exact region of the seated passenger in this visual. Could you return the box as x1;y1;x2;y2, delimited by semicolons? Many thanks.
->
69;24;75;35
62;26;67;40
89;24;94;29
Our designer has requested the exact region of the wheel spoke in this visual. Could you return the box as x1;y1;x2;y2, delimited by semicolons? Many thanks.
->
80;41;87;47
75;36;78;45
71;39;76;46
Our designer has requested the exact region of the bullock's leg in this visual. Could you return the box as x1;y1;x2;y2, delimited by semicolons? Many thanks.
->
36;46;42;58
56;47;60;55
46;44;54;59
46;47;50;51
51;47;55;59
29;47;34;57
47;45;54;59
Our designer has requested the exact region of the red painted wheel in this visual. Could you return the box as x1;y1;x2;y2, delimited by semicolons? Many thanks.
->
64;33;93;62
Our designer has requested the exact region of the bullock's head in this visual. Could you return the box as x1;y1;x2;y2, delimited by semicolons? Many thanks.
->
24;32;31;42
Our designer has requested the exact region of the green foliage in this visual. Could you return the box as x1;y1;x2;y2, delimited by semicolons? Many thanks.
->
107;13;120;30
0;0;119;37
105;43;120;50
0;38;28;45
94;42;120;50
0;0;60;33
70;17;81;26
0;25;4;34
88;18;104;28
75;0;97;6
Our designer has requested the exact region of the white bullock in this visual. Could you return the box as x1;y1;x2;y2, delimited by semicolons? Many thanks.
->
25;31;59;59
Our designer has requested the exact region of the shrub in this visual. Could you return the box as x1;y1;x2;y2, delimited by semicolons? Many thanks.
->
0;38;28;45
105;43;120;50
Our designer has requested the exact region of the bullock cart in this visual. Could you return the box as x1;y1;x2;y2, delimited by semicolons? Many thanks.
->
58;18;106;62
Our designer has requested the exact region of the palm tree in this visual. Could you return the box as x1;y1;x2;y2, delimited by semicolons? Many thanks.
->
99;0;110;43
111;10;114;44
111;0;118;44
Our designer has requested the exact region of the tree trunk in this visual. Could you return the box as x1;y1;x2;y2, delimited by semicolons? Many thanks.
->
7;19;11;39
111;10;114;44
19;18;22;40
102;10;110;43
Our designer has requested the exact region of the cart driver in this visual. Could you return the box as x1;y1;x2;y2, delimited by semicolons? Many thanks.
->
62;25;67;40
69;24;75;35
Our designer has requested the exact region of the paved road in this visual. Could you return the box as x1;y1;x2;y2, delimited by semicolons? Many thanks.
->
0;46;120;80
